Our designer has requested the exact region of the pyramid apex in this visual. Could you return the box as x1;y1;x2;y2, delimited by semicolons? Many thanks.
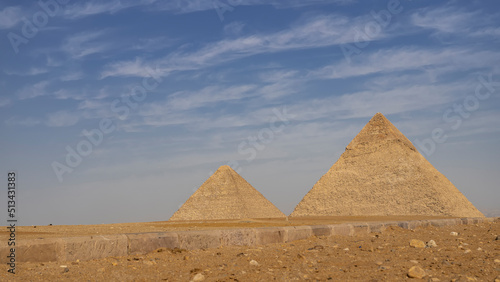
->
216;165;236;174
371;112;389;121
218;165;233;170
345;112;415;151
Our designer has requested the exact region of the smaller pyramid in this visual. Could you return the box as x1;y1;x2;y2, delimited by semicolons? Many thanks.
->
170;165;285;221
291;113;484;217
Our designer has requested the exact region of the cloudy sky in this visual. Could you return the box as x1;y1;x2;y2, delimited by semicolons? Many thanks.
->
1;0;499;225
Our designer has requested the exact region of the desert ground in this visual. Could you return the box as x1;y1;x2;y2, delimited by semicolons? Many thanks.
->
1;217;499;281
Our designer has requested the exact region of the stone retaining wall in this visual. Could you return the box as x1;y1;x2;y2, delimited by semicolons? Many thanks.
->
1;217;496;263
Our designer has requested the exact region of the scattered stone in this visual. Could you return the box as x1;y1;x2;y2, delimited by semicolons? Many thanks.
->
297;254;305;260
250;260;259;266
494;276;500;282
429;278;440;282
464;249;471;254
375;261;383;266
494;259;500;264
171;248;186;254
192;273;205;281
410;239;426;248
477;247;482;251
495;235;499;241
308;245;324;250
408;266;426;279
426;240;437;248
111;262;118;266
62;267;69;273
190;268;202;274
59;265;68;268
410;260;419;264
343;248;349;251
450;232;459;236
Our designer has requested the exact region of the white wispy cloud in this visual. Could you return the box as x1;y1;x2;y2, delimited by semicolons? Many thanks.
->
52;89;86;100
223;22;245;36
62;0;156;19
17;81;50;99
5;117;41;127
469;27;500;38
0;97;11;108
167;84;258;111
0;6;22;29
45;110;80;127
411;6;478;33
4;67;48;76
100;58;153;78
153;0;351;14
101;14;383;78
130;36;176;52
62;30;110;58
164;15;357;67
411;5;500;40
309;47;500;80
60;71;84;81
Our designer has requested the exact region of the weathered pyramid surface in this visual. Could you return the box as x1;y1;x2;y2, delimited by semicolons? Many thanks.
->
291;113;484;217
170;165;285;221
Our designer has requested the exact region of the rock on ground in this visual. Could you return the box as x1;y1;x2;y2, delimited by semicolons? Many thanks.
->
408;266;426;279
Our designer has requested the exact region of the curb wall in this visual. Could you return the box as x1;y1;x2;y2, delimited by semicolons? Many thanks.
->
1;217;496;263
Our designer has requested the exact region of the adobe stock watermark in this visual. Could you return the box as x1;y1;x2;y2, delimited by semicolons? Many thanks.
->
51;66;163;182
212;0;242;21
212;106;293;177
415;73;500;157
340;0;410;63
7;0;71;54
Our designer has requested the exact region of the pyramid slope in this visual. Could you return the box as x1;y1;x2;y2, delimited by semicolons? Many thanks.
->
170;166;285;221
291;113;484;217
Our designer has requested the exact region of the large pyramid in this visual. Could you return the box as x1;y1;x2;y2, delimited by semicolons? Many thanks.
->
291;113;484;217
170;165;285;221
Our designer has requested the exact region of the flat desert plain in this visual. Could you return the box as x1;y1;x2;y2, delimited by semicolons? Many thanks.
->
1;217;499;281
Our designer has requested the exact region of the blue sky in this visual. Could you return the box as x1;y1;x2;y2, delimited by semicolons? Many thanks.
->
0;0;499;225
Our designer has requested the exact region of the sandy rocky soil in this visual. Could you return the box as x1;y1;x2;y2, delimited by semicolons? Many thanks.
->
2;220;499;281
